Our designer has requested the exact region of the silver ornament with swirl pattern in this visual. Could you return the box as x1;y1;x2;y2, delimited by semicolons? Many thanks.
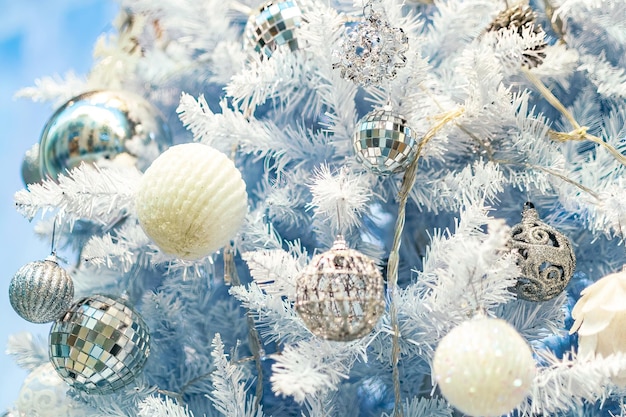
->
9;255;74;323
510;202;576;302
49;294;150;394
295;236;385;341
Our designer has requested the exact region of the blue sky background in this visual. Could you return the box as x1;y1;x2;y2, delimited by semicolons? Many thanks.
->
0;0;118;410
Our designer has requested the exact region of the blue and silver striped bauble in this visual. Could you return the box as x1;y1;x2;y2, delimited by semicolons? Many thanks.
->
49;294;150;394
9;255;74;323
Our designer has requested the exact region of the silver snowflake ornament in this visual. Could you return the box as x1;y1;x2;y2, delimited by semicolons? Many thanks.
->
332;2;409;86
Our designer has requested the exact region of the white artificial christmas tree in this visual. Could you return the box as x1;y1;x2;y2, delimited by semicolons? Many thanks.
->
5;0;626;415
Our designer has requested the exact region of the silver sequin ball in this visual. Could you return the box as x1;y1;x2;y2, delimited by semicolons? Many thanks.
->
353;108;418;175
295;237;385;341
9;255;74;323
49;294;150;394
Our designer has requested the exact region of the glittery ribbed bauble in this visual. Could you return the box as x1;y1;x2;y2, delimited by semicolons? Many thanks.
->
433;316;535;417
21;143;43;185
245;0;302;58
135;143;248;260
570;268;626;385
9;255;74;323
295;237;385;341
510;202;576;302
353;108;418;175
49;294;150;394
15;363;92;417
39;90;171;180
486;4;547;68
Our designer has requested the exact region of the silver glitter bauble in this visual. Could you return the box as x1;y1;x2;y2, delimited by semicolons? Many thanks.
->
39;90;172;180
295;237;385;341
353;108;418;175
49;294;150;394
244;0;303;58
9;255;74;323
510;202;576;302
486;4;546;68
21;143;43;185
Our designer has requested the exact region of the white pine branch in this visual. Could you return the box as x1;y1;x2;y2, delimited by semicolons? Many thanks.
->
209;334;265;417
400;397;453;417
579;53;626;99
5;333;49;371
138;396;194;417
14;71;87;106
520;351;626;416
14;164;141;227
307;164;376;235
270;338;367;403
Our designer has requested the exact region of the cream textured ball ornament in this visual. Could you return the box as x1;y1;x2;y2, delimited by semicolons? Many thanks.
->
135;143;248;260
433;316;536;417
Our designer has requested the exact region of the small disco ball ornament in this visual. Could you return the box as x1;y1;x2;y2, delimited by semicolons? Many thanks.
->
295;236;385;341
353;107;418;175
49;294;150;394
510;202;576;302
486;4;547;68
244;0;303;58
135;143;248;260
39;90;172;180
21;143;43;185
9;254;74;323
433;316;535;417
15;363;92;417
570;267;626;385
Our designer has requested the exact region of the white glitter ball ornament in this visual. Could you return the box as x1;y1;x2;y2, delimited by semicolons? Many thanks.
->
433;316;535;417
136;143;248;260
570;267;626;385
9;254;74;323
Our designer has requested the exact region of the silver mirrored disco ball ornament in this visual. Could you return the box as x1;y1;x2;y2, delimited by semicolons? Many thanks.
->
9;254;74;323
39;90;172;180
49;294;150;394
21;143;43;185
353;107;418;175
244;0;303;58
295;236;385;341
510;202;576;302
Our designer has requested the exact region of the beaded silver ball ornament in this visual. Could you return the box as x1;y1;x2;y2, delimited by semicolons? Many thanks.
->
510;202;576;302
49;294;150;394
9;254;74;323
353;107;418;175
295;236;385;341
244;0;303;58
332;0;408;86
39;90;171;180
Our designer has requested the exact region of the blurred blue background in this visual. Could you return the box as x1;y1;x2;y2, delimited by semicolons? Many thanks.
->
0;0;117;410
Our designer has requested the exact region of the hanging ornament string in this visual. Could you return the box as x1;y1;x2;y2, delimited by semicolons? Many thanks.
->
386;107;465;417
522;68;626;166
